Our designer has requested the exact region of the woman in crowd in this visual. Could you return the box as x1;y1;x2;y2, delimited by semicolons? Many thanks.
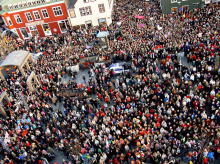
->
0;0;220;164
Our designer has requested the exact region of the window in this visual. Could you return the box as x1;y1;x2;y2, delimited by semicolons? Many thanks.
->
14;14;22;23
98;18;106;26
53;6;63;16
8;5;13;10
41;9;49;18
29;26;37;31
58;21;67;33
19;4;23;8
69;9;76;18
33;11;41;20
108;0;112;8
20;28;29;38
79;8;86;16
98;4;105;13
79;7;91;16
42;23;52;35
171;7;178;13
171;0;177;3
14;4;18;8
85;6;92;15
6;17;13;25
183;5;189;12
25;12;33;21
84;0;89;2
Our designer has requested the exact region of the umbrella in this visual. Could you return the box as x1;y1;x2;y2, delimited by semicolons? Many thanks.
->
97;31;109;38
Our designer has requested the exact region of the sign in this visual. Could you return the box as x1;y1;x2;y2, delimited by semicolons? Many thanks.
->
53;28;57;32
135;15;145;19
25;20;44;27
27;117;31;123
205;0;211;4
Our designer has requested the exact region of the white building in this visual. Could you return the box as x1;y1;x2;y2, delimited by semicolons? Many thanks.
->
65;0;114;29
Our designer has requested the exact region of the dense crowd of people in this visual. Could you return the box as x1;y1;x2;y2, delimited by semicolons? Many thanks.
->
0;0;220;164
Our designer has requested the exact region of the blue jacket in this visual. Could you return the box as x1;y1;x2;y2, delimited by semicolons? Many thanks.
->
208;152;214;159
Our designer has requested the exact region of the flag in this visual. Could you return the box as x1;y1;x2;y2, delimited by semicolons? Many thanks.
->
22;129;28;137
135;15;145;19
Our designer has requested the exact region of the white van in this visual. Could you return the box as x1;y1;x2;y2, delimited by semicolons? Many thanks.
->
109;63;125;74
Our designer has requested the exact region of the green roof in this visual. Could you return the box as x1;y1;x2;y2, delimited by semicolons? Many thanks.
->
0;0;64;15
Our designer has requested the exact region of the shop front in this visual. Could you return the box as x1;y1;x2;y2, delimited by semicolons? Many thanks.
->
17;20;68;39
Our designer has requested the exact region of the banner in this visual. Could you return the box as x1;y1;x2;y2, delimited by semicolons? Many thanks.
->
205;0;211;4
139;24;145;27
135;15;145;19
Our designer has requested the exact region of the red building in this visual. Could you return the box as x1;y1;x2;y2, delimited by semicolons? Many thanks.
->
0;0;69;39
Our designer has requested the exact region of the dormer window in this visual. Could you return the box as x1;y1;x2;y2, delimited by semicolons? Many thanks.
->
8;5;14;10
14;4;18;8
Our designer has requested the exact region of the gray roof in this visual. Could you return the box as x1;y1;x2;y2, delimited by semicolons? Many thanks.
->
67;0;77;10
0;50;29;68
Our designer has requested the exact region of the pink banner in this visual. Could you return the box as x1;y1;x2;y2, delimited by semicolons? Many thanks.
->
139;24;144;27
135;15;145;19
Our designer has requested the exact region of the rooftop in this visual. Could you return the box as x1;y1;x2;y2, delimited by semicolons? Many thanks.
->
0;0;63;15
0;50;29;68
66;0;77;10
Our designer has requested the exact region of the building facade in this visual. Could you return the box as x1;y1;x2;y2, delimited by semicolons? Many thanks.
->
65;0;114;29
160;0;217;14
0;0;69;39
